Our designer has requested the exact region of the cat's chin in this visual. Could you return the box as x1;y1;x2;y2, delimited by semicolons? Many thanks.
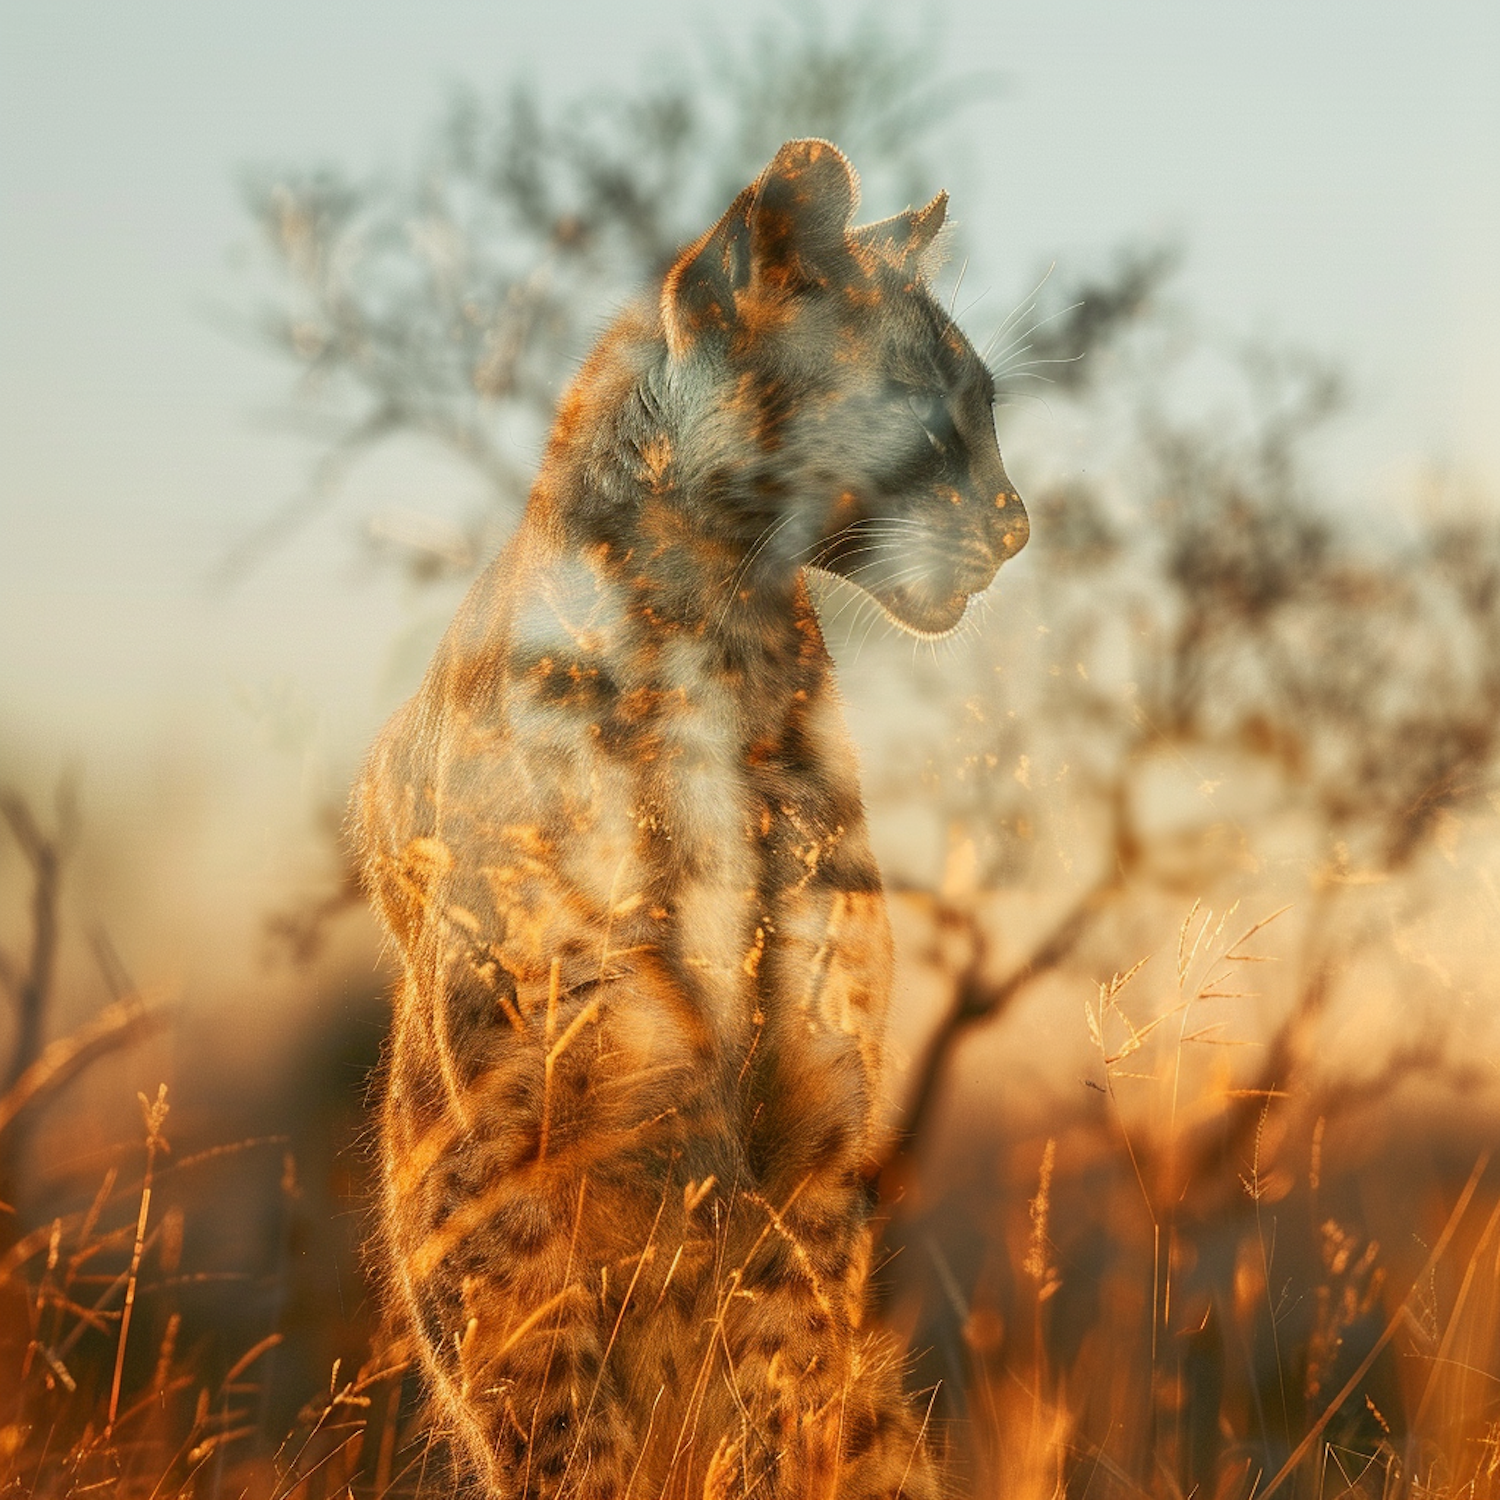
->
872;584;974;640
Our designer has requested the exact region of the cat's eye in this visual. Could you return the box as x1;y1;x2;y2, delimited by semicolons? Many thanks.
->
907;392;950;452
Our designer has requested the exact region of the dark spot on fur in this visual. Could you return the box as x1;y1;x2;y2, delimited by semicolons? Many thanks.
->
845;1407;878;1458
414;1283;457;1372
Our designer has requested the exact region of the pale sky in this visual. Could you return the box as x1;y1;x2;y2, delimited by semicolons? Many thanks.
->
1;0;1497;994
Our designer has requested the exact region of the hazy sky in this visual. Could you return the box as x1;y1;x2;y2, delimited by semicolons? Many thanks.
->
2;0;1498;779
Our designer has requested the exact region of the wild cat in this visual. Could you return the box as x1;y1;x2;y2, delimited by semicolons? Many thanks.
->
354;139;1028;1499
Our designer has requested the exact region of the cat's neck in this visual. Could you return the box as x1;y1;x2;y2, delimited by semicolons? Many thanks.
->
525;311;818;669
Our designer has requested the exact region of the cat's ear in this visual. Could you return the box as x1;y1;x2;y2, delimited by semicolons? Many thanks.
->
850;191;949;276
660;140;859;356
747;138;859;292
661;183;756;357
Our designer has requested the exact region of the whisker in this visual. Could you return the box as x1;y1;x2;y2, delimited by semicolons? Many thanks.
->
995;373;1061;393
956;288;991;322
804;533;902;569
822;558;937;627
876;563;936;585
851;603;890;667
989;356;1084;382
987;262;1057;346
822;578;881;639
984;300;1085;377
994;392;1056;418
803;520;934;570
720;517;782;602
807;540;912;572
714;511;801;628
740;510;801;581
824;578;880;632
979;279;1054;366
949;256;970;318
828;560;935;596
801;515;901;556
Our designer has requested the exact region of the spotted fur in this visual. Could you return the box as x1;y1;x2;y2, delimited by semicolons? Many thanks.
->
355;139;1028;1500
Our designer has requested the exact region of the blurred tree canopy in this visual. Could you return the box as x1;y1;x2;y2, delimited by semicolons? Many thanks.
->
234;6;1500;1164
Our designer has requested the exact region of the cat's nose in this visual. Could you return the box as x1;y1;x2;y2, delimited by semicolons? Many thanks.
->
992;485;1029;562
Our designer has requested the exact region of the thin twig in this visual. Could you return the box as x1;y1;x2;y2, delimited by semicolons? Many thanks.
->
0;996;167;1138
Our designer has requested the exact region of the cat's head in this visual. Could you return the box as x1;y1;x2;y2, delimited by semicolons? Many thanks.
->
662;138;1029;639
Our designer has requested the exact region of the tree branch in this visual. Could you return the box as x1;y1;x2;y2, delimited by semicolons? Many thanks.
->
877;870;1122;1201
0;787;71;1098
0;995;168;1140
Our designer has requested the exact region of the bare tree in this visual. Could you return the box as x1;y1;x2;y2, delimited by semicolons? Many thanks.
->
234;2;1500;1176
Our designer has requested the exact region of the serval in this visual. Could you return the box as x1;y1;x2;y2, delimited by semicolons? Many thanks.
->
355;138;1029;1500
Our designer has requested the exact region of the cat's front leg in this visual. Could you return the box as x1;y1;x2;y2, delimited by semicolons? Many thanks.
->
381;951;727;1498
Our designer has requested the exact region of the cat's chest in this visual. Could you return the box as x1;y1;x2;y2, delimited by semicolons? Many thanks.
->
611;636;862;883
480;551;884;1009
599;646;878;995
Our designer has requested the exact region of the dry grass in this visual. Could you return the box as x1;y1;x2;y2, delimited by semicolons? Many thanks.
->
0;1074;426;1498
2;909;1496;1499
883;907;1500;1500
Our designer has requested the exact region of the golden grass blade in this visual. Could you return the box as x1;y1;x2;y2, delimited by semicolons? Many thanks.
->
106;1085;170;1434
1412;1190;1500;1435
1257;1148;1491;1500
